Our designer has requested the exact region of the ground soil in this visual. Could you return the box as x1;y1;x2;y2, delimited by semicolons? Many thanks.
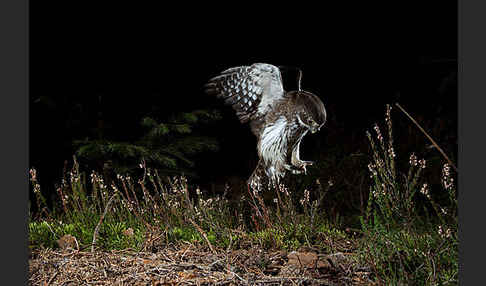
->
29;243;375;285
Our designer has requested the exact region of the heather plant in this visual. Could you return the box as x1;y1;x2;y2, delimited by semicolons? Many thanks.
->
28;104;457;284
241;175;343;251
29;168;48;219
29;153;346;254
29;157;256;252
360;104;458;285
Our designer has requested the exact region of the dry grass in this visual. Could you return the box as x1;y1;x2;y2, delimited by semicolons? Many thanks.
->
29;104;457;285
29;241;373;286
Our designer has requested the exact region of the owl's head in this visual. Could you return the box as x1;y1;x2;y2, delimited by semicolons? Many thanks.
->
291;90;327;134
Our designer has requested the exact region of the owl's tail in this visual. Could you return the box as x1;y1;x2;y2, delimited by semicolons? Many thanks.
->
248;159;282;192
248;160;267;193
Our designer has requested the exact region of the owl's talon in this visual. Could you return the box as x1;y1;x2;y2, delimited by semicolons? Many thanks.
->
291;160;314;170
300;161;315;175
285;164;305;174
292;169;304;175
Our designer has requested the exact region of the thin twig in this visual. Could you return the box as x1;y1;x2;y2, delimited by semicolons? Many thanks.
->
226;232;233;253
45;271;58;286
91;193;116;252
43;221;58;239
229;270;246;282
188;218;217;254
395;103;458;172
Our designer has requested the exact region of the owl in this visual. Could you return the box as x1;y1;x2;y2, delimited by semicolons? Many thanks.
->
205;63;327;191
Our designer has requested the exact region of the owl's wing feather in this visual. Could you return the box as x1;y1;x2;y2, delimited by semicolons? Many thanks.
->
205;63;285;125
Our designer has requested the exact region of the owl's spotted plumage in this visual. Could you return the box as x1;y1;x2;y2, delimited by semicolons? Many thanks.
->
205;63;327;190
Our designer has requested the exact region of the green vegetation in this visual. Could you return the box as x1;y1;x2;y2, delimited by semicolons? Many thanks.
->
359;105;458;284
73;109;222;177
29;104;457;285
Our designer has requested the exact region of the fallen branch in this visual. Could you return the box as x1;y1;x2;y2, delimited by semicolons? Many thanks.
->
395;103;458;172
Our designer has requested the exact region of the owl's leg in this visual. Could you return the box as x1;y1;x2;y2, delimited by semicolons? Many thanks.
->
290;141;314;174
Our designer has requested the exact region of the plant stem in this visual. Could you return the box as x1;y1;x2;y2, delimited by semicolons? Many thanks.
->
395;103;457;172
91;193;116;252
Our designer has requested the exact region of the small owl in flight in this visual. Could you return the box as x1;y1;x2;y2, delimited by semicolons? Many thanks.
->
205;63;327;191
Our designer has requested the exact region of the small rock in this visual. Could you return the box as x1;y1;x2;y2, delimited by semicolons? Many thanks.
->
327;252;346;264
280;251;331;276
287;251;318;268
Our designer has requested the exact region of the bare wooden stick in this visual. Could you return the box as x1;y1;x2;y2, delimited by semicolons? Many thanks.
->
395;103;458;172
188;218;217;254
91;193;116;252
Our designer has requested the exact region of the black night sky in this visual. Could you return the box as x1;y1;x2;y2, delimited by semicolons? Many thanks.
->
30;2;457;196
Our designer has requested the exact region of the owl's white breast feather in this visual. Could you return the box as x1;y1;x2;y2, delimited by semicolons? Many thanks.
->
259;116;287;180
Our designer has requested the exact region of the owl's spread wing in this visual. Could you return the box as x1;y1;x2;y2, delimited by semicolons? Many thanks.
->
204;63;285;125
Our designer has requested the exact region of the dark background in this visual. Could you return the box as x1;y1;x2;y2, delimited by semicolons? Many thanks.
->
30;2;457;196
